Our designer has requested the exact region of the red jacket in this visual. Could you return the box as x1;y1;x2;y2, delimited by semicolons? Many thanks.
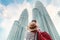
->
37;30;52;40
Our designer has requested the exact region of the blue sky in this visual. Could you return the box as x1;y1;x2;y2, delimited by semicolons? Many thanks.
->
0;0;33;6
0;0;54;6
0;0;60;40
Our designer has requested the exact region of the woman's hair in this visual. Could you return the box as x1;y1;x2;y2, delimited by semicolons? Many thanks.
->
31;20;36;23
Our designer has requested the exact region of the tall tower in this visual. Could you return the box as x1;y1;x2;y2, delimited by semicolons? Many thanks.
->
7;9;28;40
32;1;60;40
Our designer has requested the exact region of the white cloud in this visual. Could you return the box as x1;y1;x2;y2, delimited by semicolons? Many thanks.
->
46;4;58;16
52;0;60;7
46;4;60;36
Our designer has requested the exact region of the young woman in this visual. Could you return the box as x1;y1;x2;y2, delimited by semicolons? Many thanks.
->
26;20;52;40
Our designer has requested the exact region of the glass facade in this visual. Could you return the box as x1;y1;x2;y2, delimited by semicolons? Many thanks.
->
32;1;60;40
7;9;28;40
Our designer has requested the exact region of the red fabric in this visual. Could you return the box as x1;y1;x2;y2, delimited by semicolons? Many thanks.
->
37;30;52;40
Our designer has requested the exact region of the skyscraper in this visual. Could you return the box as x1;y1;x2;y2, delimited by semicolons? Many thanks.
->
32;1;60;40
7;9;28;40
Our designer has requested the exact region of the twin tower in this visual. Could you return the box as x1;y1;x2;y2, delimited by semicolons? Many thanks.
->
7;1;60;40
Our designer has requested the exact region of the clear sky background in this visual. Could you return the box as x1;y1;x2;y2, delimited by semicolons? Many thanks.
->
0;0;60;40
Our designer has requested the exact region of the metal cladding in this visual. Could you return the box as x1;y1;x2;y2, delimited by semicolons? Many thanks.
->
32;1;60;40
7;9;28;40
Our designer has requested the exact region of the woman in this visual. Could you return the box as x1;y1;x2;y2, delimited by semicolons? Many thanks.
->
26;20;52;40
